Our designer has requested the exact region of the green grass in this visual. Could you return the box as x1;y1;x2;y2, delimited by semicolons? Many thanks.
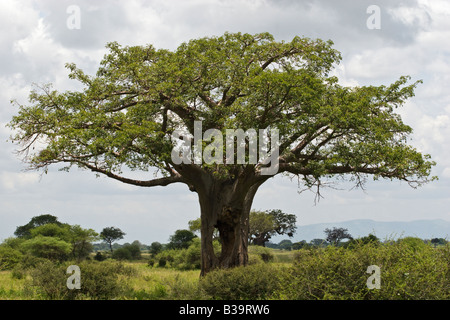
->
124;264;204;300
0;271;28;299
271;249;295;263
0;262;203;300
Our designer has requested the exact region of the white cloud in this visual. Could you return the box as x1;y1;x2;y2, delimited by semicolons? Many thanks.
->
345;46;423;81
387;3;432;29
442;168;450;179
0;171;40;192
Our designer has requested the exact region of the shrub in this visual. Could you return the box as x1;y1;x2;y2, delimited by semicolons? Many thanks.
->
153;238;214;270
73;260;134;299
111;243;142;261
200;263;288;300
10;254;50;280
149;242;163;256
147;258;156;267
93;252;106;261
20;236;72;261
172;238;202;270
345;234;380;249
25;260;134;300
248;245;274;263
397;237;426;252
112;247;132;260
124;243;142;260
167;230;197;250
282;240;449;300
1;237;25;250
248;253;263;265
0;246;23;270
25;260;67;299
158;257;167;267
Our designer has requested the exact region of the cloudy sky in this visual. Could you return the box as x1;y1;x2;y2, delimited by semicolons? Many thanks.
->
1;0;450;244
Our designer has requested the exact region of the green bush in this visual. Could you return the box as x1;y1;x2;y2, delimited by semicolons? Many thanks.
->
158;256;167;267
111;243;142;261
345;234;380;249
1;237;25;250
112;247;132;260
200;263;288;300
10;254;51;280
172;238;202;270
94;252;106;261
20;236;72;261
152;238;219;270
26;260;69;299
397;237;426;252
0;246;23;270
147;258;156;267
72;260;134;299
124;243;142;260
248;245;274;263
281;240;449;300
25;260;134;300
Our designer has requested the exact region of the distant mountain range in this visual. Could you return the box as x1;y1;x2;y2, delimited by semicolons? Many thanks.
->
284;219;450;242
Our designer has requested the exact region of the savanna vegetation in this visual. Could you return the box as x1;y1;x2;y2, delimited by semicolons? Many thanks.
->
0;214;448;300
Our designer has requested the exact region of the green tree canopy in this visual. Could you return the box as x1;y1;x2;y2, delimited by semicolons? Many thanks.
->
188;218;202;235
278;239;293;250
8;32;436;275
149;241;163;256
67;225;99;261
188;217;219;240
11;215;98;261
324;227;353;245
249;209;297;247
167;229;197;250
30;223;71;240
21;236;72;261
100;227;126;252
14;214;62;238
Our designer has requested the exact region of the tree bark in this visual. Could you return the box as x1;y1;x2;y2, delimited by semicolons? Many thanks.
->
197;177;263;276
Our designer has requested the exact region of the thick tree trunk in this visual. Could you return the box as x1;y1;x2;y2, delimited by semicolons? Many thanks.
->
198;180;262;276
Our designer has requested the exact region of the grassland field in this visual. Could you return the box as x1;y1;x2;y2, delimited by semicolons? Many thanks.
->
0;243;448;300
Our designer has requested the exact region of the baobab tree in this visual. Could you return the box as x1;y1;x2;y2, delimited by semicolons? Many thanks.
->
8;32;435;275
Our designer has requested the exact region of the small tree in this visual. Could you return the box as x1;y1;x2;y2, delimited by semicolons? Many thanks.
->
68;225;99;261
292;240;309;250
278;239;293;251
112;247;132;260
124;243;141;260
324;227;353;245
310;239;327;247
15;218;97;261
345;233;380;249
100;227;125;252
149;242;163;256
249;209;297;247
167;229;197;250
430;238;446;247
